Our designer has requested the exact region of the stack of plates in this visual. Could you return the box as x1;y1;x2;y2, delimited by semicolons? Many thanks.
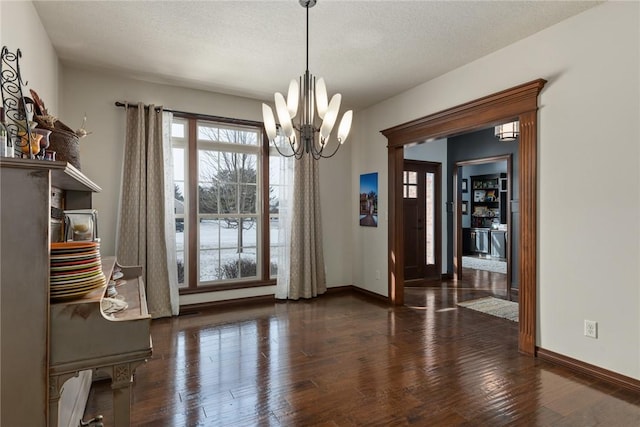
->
50;241;106;302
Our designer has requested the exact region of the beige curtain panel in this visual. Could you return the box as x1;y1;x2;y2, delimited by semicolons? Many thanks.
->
116;103;179;318
286;155;327;300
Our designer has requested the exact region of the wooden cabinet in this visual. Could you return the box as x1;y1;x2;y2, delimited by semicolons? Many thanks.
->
0;159;151;427
50;257;151;427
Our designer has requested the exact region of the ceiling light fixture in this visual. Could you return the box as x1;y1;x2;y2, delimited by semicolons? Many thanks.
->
262;0;352;159
495;121;519;141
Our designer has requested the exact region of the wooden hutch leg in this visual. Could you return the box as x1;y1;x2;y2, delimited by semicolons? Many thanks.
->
109;361;146;427
48;375;62;427
48;373;79;427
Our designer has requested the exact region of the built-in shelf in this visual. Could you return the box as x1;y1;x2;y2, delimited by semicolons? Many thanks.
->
470;173;506;228
0;158;101;192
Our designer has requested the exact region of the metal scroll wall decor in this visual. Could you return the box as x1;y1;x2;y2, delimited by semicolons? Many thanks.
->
1;46;36;158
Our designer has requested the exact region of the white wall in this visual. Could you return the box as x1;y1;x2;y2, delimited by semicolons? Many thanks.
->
319;137;353;286
351;1;640;379
350;109;389;296
60;66;352;305
1;1;59;113
404;138;449;274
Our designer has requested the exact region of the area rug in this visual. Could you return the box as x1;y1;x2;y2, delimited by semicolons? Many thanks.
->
457;297;518;322
462;256;507;274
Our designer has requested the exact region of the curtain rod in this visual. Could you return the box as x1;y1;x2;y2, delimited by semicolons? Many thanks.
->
114;101;264;128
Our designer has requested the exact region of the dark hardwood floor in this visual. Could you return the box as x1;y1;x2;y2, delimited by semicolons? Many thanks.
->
86;283;639;426
407;267;511;298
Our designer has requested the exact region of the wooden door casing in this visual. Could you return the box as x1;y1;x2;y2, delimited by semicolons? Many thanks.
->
382;79;546;355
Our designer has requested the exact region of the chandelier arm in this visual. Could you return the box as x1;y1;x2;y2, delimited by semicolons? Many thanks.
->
313;140;341;159
290;137;305;158
271;139;298;158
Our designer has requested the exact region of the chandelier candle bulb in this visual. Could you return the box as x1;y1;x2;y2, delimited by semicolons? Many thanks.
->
315;78;328;119
287;79;299;118
262;104;278;141
319;94;341;141
337;110;353;143
274;93;294;139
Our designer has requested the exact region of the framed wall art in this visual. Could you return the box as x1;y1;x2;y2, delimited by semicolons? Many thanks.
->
359;172;378;227
462;201;469;215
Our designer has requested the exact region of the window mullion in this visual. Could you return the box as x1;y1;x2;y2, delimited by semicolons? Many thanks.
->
262;133;271;281
187;118;198;289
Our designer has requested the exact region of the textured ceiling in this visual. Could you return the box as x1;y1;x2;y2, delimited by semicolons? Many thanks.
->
33;1;601;111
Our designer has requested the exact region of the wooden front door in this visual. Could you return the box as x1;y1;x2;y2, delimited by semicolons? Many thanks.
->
403;160;441;282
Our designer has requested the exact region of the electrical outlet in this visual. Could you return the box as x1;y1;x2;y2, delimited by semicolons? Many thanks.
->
584;320;598;338
375;270;380;280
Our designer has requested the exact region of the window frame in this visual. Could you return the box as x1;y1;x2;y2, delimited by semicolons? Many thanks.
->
171;118;189;288
174;113;275;294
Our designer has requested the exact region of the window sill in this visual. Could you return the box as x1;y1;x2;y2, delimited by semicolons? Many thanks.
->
179;279;276;294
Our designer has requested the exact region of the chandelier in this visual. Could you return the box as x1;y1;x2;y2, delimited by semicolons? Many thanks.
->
262;0;352;159
494;121;519;141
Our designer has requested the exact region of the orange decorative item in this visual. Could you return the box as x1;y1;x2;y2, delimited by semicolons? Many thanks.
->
19;131;43;157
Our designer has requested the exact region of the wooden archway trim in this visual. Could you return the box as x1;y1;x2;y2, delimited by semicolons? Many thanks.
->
381;78;546;355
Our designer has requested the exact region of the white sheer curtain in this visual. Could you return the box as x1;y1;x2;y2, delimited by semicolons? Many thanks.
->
275;142;294;299
116;103;179;318
274;142;327;300
161;111;180;315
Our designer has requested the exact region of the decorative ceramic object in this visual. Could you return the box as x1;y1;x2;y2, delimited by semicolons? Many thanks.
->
19;131;43;157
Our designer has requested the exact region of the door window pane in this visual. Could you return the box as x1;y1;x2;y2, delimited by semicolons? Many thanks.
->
403;171;417;184
404;170;418;199
408;185;417;199
425;172;435;265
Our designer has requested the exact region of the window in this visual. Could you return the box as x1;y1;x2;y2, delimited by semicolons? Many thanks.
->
403;171;418;198
170;115;279;291
171;120;187;285
425;172;435;265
